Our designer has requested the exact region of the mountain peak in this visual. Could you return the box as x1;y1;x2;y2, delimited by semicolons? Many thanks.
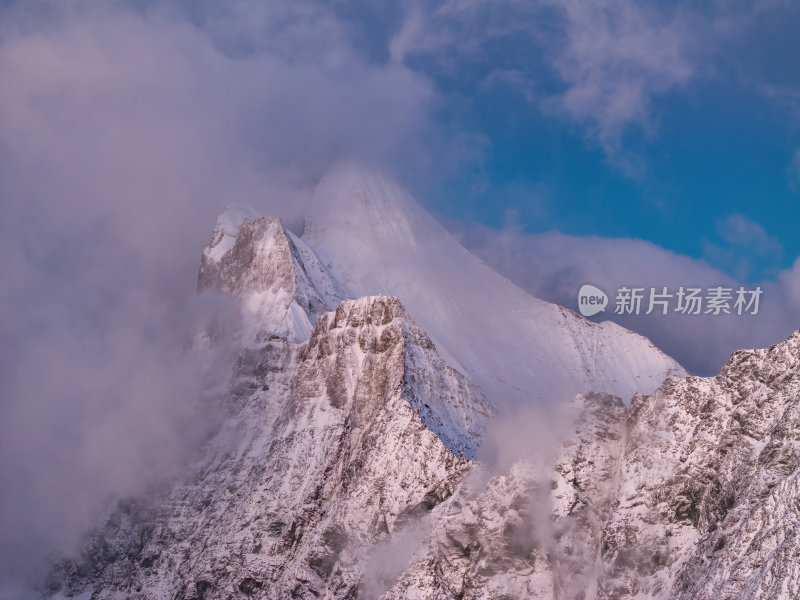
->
49;186;800;600
303;162;685;405
305;294;492;459
305;161;420;241
199;213;341;343
201;204;260;264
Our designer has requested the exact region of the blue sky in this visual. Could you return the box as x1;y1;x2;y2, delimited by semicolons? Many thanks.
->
436;76;799;281
299;0;800;374
340;0;800;284
4;0;797;284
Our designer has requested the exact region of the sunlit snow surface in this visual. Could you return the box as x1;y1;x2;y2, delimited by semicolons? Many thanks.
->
49;165;800;600
302;162;685;406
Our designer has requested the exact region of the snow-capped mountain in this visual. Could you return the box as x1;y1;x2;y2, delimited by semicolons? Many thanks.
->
49;292;488;600
49;325;800;599
303;163;685;405
197;164;684;404
379;329;800;599
44;164;800;600
198;213;346;344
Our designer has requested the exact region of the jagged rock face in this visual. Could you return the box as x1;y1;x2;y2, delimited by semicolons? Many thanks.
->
381;333;800;600
383;392;628;600
307;297;491;459
49;295;488;600
198;213;342;343
596;331;800;600
47;202;800;600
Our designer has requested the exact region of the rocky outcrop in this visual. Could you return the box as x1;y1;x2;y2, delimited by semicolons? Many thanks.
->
383;332;800;600
198;211;344;343
383;392;628;600
47;204;800;600
597;331;800;600
48;294;489;600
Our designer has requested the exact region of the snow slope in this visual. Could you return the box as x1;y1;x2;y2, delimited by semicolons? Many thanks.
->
303;162;685;405
48;295;490;600
383;330;800;600
45;197;800;600
198;213;344;343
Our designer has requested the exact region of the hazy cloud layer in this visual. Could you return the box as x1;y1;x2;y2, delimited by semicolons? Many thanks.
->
702;214;784;281
455;223;800;376
0;1;442;594
543;0;695;158
1;0;799;596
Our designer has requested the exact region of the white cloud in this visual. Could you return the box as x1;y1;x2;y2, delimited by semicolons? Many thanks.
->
0;0;444;592
701;215;784;281
544;0;695;158
454;223;800;376
387;0;701;168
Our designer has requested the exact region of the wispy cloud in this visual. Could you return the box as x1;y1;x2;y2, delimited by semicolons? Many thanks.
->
543;0;695;161
454;222;800;376
387;0;701;168
702;214;784;281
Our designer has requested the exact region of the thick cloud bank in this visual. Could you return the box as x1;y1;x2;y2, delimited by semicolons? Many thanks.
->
0;1;439;595
456;224;800;376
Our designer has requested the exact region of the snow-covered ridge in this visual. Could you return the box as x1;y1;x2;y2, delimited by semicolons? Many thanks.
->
303;162;685;405
48;293;483;599
46;185;800;598
197;206;491;457
382;327;800;599
199;162;684;406
306;295;492;459
51;321;800;599
596;327;800;599
198;212;342;343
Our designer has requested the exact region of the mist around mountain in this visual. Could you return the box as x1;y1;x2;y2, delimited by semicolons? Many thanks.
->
33;165;800;600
